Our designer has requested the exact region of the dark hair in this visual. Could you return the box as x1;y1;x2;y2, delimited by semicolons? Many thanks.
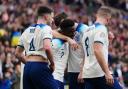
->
60;19;74;29
54;12;68;27
59;19;75;38
37;6;53;16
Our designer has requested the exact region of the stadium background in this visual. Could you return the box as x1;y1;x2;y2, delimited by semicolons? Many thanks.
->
0;0;127;89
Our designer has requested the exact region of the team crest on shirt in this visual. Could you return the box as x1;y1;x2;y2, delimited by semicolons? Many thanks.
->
100;32;105;38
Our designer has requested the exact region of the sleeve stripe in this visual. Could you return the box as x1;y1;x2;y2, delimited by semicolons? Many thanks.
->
43;38;52;41
17;45;24;48
94;41;103;44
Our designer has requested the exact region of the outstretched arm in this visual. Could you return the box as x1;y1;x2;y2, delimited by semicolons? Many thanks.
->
52;30;79;50
78;46;85;83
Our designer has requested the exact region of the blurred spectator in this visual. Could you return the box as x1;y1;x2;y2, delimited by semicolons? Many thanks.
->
122;63;128;87
11;63;21;89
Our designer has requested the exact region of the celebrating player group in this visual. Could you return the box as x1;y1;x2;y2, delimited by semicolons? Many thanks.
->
15;6;123;89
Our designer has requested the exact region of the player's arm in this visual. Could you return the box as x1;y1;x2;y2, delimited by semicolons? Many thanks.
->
43;26;54;72
15;46;27;64
43;38;54;72
93;43;110;74
79;31;86;73
15;33;27;64
93;30;114;85
78;57;85;83
52;30;78;50
80;50;85;74
78;32;85;83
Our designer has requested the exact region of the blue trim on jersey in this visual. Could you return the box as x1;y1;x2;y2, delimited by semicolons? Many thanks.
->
94;23;108;32
52;39;65;48
31;24;37;27
94;23;102;28
76;23;87;32
31;24;47;28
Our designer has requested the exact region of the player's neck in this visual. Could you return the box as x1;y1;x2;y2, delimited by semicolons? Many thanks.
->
95;18;106;25
37;19;47;24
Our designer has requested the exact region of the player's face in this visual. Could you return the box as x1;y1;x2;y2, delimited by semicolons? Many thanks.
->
47;12;54;25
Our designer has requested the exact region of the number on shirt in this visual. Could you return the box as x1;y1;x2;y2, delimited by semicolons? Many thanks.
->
60;49;64;58
85;37;89;56
29;38;35;51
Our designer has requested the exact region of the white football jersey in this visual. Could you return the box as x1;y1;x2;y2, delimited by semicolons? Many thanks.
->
68;23;88;72
81;23;109;78
52;39;69;82
18;24;52;59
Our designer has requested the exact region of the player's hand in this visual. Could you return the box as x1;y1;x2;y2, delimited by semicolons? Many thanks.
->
49;63;55;73
105;73;114;86
77;72;84;83
67;37;79;50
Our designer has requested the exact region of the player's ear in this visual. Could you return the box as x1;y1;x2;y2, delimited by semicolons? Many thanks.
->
106;18;110;24
44;15;48;20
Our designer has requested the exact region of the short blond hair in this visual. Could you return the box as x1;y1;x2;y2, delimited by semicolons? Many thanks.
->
97;6;112;18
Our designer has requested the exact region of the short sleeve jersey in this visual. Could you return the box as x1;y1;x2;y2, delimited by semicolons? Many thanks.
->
68;23;89;72
18;24;52;59
81;23;109;78
52;39;69;82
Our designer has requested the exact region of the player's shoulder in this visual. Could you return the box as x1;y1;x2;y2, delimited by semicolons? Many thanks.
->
76;23;88;32
52;39;65;45
94;23;107;31
31;24;48;28
52;39;65;48
31;24;52;31
21;26;33;35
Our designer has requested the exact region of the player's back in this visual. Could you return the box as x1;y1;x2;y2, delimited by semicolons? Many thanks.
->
20;24;52;58
81;23;109;78
52;39;69;82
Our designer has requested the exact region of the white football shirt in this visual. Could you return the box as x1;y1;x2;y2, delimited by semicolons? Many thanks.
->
18;24;52;58
81;23;109;78
68;23;88;72
52;39;69;82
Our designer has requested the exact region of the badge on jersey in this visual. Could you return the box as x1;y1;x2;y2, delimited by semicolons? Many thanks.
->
100;32;105;38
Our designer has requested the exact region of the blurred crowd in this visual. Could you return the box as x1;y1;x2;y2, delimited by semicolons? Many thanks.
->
0;0;127;89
